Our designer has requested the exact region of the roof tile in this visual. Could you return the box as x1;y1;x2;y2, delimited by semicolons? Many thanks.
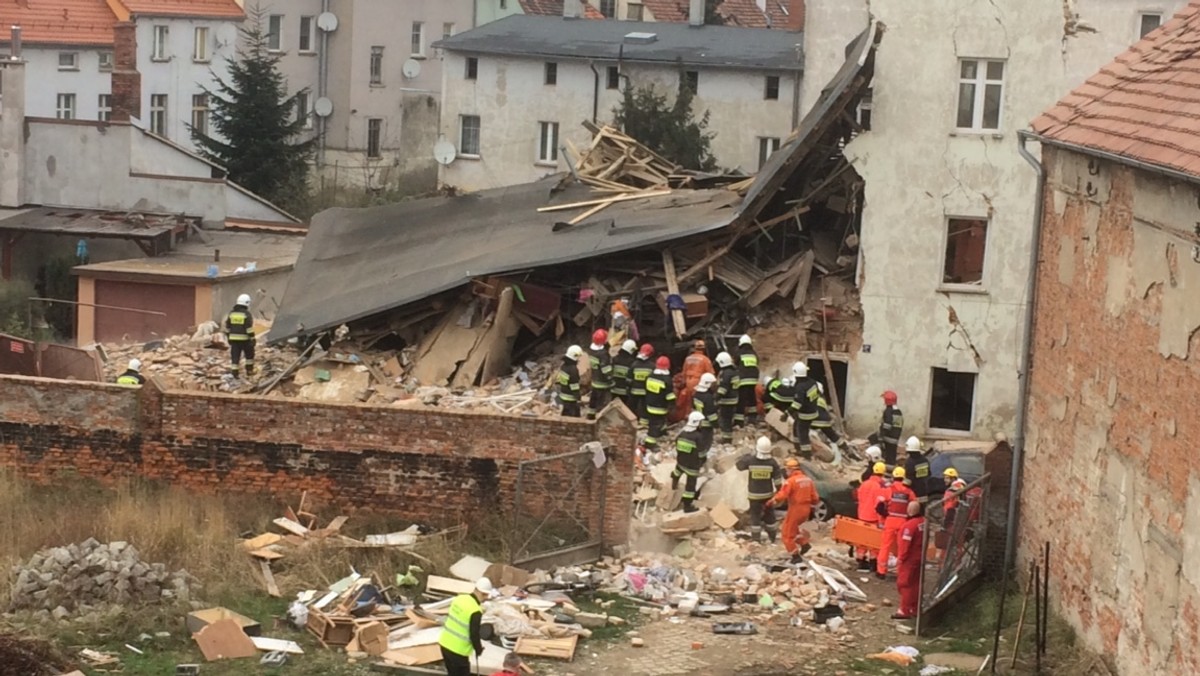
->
519;0;606;19
0;0;117;46
117;0;243;19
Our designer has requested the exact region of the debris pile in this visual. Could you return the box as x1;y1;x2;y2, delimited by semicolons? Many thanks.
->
565;123;682;192
8;540;196;617
0;632;68;675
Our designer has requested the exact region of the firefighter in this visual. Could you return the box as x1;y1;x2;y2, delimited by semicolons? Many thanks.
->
790;362;819;458
876;466;917;578
611;340;637;409
878;390;904;465
894;501;926;620
715;352;738;445
679;338;715;414
630;344;655;428
860;445;883;482
116;358;145;386
736;436;781;543
555;345;583;418
692;372;718;457
735;335;759;427
767;457;820;563
671;411;707;513
811;382;843;451
642;356;675;453
903;436;933;502
438;577;494;675
854;461;888;571
936;468;967;563
224;293;256;377
764;373;794;417
586;329;612;419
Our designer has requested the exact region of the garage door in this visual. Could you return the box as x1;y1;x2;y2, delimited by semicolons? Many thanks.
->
93;280;195;344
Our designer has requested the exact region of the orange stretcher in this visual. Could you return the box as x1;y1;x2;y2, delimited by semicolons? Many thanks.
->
832;515;883;550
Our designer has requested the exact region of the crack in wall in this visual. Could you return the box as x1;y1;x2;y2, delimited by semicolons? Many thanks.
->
944;303;985;367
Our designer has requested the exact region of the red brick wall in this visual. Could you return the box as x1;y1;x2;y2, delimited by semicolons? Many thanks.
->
0;375;636;551
111;22;140;123
1020;146;1200;675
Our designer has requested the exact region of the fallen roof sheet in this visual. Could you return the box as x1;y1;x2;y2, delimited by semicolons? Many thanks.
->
0;207;181;239
268;180;739;341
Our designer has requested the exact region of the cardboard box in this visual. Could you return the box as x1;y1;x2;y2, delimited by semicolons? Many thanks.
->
186;607;261;637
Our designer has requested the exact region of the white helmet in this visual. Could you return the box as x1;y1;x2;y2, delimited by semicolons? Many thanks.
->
622;339;637;354
865;445;882;462
565;345;583;360
762;374;773;387
684;410;705;431
475;577;497;598
738;334;753;346
905;436;923;453
128;358;142;372
715;351;733;368
755;436;773;459
697;373;717;391
792;361;808;378
782;377;794;388
236;293;252;306
816;382;825;394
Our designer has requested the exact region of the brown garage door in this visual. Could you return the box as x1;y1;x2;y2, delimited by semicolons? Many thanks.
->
93;279;195;344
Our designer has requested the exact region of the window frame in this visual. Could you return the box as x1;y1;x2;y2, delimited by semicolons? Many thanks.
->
606;65;620;90
757;136;781;170
366;118;383;158
267;14;283;52
939;216;991;291
627;3;644;20
299;16;314;53
152;25;169;61
296;91;312;129
57;52;79;71
149;93;168;135
764;75;780;100
369;46;384;86
955;58;1005;132
599;0;616;17
465;57;478;80
411;21;425;57
193;26;210;63
191;93;210;136
459;114;481;157
544;62;558;86
928;367;977;434
537;121;560;165
55;93;76;120
681;70;699;95
1138;11;1163;38
442;22;455;40
98;93;112;122
98;51;113;72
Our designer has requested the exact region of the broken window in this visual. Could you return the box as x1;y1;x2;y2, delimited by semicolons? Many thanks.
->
460;114;481;156
758;137;781;170
544;62;557;86
465;57;478;80
1139;12;1162;38
956;59;1004;131
764;75;780;100
537;121;559;164
606;66;620;89
367;118;382;158
930;368;975;432
942;217;988;285
855;88;873;132
681;70;699;95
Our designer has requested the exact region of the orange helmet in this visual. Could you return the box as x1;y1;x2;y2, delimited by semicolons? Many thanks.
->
592;329;608;345
882;390;898;406
784;457;801;470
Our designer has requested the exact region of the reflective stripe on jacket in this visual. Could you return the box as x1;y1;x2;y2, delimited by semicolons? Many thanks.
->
225;307;254;342
438;593;481;656
643;373;675;415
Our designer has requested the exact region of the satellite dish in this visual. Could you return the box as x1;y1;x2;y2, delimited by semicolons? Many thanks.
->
313;97;334;117
434;138;457;166
402;58;421;79
316;12;339;32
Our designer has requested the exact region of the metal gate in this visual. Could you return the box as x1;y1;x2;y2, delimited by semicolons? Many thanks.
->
511;446;608;570
917;472;992;634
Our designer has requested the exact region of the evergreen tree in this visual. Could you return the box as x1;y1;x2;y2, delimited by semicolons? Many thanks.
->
190;10;314;210
613;75;717;172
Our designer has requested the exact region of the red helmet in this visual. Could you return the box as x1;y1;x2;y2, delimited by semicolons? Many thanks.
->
882;390;898;406
655;356;670;370
638;344;655;358
592;329;608;344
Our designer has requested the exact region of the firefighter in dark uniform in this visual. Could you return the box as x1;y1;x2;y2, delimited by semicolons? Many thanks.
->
764;373;795;418
735;334;759;427
556;345;584;418
116;359;146;386
630;344;655;428
586;329;612;419
878;390;904;465
642;356;675;452
903;436;934;503
715;351;738;445
611;340;637;410
736;436;782;542
790;362;819;458
671;411;707;513
692;372;718;458
225;293;256;376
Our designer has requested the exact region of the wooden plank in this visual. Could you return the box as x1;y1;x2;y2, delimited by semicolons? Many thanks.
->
480;287;520;386
249;548;284;561
515;635;578;661
661;250;687;338
251;636;304;654
820;348;843;423
241;532;283;551
567;199;617;225
273;517;309;537
326;515;350;533
536;189;672;213
425;575;475;596
259;560;281;597
381;644;444;666
745;278;782;308
792;250;815;310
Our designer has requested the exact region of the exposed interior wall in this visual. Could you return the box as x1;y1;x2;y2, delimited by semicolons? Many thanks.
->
1020;145;1200;675
211;267;293;322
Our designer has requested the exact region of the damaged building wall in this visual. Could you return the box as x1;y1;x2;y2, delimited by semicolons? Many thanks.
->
796;0;868;114
840;0;1185;436
0;375;636;550
1020;146;1200;675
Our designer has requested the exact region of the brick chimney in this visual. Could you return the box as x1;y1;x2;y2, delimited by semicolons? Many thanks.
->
787;0;805;31
110;21;140;123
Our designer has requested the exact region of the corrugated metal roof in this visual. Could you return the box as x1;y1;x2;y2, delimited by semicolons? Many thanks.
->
1032;1;1200;178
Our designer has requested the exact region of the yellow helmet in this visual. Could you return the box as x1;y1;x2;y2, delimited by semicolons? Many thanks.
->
943;467;959;479
873;462;887;475
892;466;906;479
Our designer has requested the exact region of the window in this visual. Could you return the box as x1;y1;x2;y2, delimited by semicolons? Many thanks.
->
856;88;873;131
757;137;780;169
55;93;76;120
296;91;311;129
299;16;314;52
367;118;382;158
369;46;384;85
930;367;976;432
465;57;478;80
267;15;283;51
956;59;1004;131
190;94;209;135
411;21;424;56
443;22;455;40
152;25;169;60
193;26;210;62
500;0;507;7
942;217;989;285
627;3;644;20
544;62;557;86
460;114;481;156
537;121;559;164
98;51;113;71
98;94;112;122
599;0;616;17
150;94;167;135
764;75;779;100
57;52;79;71
1139;12;1162;38
606;65;620;89
681;70;699;94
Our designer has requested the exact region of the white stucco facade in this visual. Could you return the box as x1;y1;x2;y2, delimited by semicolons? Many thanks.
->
15;47;112;122
437;51;800;191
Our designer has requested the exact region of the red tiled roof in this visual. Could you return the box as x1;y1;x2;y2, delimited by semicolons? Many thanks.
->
642;0;793;30
115;0;243;19
0;0;118;46
519;0;605;19
1033;1;1200;178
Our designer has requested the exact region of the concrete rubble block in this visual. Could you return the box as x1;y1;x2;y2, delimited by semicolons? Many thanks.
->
573;612;609;628
659;510;712;533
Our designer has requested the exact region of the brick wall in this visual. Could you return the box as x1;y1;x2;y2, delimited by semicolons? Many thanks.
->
111;22;140;123
1019;145;1200;675
0;375;637;552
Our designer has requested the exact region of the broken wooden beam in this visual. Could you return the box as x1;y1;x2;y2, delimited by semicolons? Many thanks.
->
537;190;672;213
661;250;688;338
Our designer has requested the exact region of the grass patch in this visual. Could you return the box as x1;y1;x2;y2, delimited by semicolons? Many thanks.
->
573;592;645;642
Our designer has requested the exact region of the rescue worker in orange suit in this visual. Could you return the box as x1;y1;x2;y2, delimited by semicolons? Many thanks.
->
935;468;967;564
671;411;707;513
903;436;934;503
767;457;821;563
678;339;715;417
735;334;759;427
585;329;612;419
736;436;781;543
876;466;917;579
225;293;256;376
641;356;675;453
854;459;888;571
692;373;718;457
555;345;584;418
630;344;655;427
894;500;926;620
877;390;904;465
714;352;738;445
611;340;637;410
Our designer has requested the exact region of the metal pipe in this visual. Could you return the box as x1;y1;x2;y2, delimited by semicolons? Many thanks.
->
1007;129;1047;573
317;0;330;165
589;61;600;123
29;297;167;316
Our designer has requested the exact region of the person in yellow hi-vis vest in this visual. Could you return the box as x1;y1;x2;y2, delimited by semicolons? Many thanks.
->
439;577;495;675
224;293;256;377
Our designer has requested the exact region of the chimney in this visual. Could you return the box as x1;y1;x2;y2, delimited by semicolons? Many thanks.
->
787;0;805;31
111;21;140;123
0;57;28;207
689;0;704;26
563;0;583;19
9;25;21;59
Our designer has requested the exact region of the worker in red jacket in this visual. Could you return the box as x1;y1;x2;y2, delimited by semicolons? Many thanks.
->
876;466;917;579
767;457;820;563
854;461;888;572
894;500;926;620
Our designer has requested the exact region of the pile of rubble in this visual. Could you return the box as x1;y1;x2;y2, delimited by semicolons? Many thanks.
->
8;539;196;618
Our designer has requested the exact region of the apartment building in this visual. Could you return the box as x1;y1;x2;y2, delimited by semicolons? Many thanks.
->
475;0;800;26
